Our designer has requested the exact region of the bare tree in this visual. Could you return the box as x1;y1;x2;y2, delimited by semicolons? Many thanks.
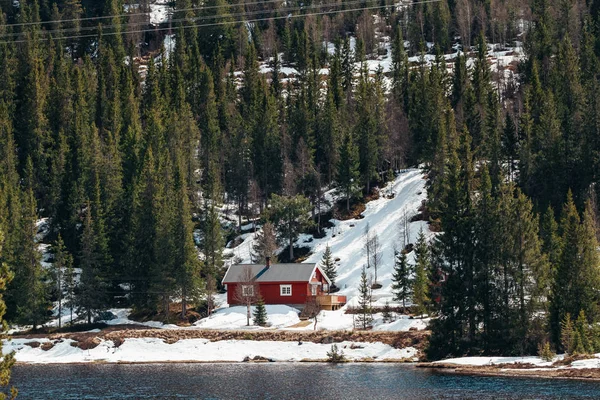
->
456;0;473;48
363;222;372;269
370;233;382;287
233;266;259;326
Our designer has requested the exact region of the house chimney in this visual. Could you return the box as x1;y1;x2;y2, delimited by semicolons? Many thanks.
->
265;256;271;268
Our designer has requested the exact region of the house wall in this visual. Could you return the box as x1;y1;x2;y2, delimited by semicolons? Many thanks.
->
226;282;311;306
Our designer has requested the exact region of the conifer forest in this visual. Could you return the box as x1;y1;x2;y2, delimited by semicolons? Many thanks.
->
1;0;600;363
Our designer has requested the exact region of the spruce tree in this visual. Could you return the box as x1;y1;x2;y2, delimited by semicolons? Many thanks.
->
51;235;73;329
356;266;373;330
412;230;430;317
336;130;360;212
320;244;337;289
0;229;16;399
77;203;106;324
268;194;312;260
391;249;412;310
251;222;279;265
253;297;268;327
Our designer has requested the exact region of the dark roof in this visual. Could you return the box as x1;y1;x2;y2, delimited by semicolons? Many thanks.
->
222;263;331;284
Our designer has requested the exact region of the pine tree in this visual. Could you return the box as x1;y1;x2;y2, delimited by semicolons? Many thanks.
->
320;244;337;289
51;235;73;329
382;301;393;323
560;312;574;355
268;194;312;260
251;221;279;265
77;203;106;324
0;229;16;399
336;130;360;212
253;296;268;327
356;266;373;330
412;230;431;317
7;159;49;329
392;249;412;310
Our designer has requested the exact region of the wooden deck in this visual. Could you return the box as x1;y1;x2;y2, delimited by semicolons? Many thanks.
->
315;294;347;311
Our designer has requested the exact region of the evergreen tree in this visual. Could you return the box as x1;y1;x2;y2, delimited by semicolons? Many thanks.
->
336;130;360;212
51;235;73;329
77;203;106;324
412;229;430;317
252;296;268;327
391;249;412;310
382;301;393;323
267;194;312;260
356;266;373;329
320;244;337;288
251;222;279;265
0;229;16;399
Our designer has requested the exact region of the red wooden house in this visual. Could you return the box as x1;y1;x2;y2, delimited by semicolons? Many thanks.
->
222;258;346;310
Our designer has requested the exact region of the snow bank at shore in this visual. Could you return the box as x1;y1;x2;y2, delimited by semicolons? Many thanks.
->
434;356;560;368
4;338;417;364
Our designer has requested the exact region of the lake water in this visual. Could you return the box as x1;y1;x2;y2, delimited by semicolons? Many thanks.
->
11;363;600;399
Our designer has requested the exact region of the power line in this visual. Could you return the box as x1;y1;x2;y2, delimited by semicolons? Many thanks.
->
0;0;441;44
0;0;385;39
0;0;291;29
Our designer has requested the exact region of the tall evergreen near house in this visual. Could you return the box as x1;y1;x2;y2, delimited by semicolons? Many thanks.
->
320;245;337;289
172;161;203;320
251;222;279;265
268;194;312;261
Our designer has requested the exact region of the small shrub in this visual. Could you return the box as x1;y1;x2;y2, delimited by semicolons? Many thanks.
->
326;344;346;363
537;341;555;362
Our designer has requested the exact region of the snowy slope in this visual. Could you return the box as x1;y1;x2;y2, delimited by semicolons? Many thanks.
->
233;169;429;305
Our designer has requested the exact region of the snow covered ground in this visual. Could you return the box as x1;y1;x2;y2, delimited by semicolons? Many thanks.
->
3;337;418;364
435;356;560;368
229;168;429;305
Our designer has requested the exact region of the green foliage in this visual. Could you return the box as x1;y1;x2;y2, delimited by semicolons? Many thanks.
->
356;267;373;330
391;250;412;310
320;244;337;288
560;313;574;355
252;297;268;327
0;229;16;398
382;301;394;323
267;194;313;261
251;222;279;265
412;230;430;317
326;344;346;363
537;341;555;362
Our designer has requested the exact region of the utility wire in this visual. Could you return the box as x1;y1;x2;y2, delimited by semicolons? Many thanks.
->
0;0;292;28
0;0;390;39
0;0;441;44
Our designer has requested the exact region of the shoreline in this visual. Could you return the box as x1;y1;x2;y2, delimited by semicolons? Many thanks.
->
417;362;600;382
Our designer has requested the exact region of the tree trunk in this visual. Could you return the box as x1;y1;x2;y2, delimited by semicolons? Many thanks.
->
181;286;187;320
246;303;251;326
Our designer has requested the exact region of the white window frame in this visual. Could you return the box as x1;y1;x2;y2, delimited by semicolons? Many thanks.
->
242;285;254;297
311;284;317;296
280;284;292;296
